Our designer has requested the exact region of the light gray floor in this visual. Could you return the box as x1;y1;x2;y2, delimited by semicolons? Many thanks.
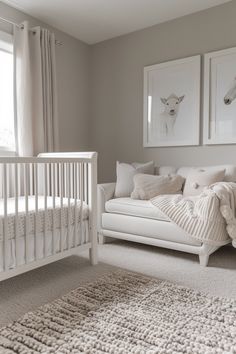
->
0;240;236;327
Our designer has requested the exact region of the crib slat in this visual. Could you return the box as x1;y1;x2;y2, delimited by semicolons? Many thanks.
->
34;163;39;260
67;163;71;250
88;155;98;264
80;163;84;244
84;163;88;204
70;163;73;199
6;165;10;198
14;164;20;266
24;163;30;264
84;163;88;243
3;164;8;271
85;163;89;243
85;163;88;244
74;163;78;246
44;164;48;258
60;163;64;252
47;164;50;196
29;163;33;196
52;163;56;255
55;164;58;197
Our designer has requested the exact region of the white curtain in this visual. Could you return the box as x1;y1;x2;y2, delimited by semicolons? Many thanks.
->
14;21;59;156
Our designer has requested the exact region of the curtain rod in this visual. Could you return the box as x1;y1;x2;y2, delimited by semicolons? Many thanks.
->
0;15;62;46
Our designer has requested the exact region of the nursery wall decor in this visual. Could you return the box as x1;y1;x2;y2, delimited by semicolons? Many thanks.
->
204;47;236;145
143;55;200;147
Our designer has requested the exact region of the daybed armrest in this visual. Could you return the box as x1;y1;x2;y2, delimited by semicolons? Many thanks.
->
97;183;116;234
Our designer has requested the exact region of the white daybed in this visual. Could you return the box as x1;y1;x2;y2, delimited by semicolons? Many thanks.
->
98;164;235;266
0;152;98;282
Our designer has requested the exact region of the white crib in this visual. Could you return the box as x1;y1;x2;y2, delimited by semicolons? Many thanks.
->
0;152;97;282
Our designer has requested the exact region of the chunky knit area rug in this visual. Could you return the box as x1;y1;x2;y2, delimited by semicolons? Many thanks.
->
0;271;236;354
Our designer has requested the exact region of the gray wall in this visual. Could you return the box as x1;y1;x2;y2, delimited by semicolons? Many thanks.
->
0;1;90;152
90;0;236;182
1;1;236;182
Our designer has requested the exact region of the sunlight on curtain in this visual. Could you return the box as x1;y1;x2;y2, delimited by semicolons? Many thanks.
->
14;21;59;156
0;42;15;151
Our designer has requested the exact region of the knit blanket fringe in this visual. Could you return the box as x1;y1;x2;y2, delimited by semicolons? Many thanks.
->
151;182;236;247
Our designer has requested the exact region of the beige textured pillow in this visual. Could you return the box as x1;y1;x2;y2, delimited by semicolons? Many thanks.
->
183;168;225;197
115;161;154;198
131;174;185;200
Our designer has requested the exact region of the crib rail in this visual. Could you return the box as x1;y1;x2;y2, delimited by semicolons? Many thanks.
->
0;152;97;281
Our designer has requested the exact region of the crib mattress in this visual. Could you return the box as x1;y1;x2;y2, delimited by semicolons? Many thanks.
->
0;221;89;271
0;196;89;241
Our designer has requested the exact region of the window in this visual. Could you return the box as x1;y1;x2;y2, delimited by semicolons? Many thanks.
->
0;31;15;153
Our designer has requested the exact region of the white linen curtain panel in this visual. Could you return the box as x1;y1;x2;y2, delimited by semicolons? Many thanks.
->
14;21;59;156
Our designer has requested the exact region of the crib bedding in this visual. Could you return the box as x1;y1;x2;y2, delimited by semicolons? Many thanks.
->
0;221;89;271
0;196;89;241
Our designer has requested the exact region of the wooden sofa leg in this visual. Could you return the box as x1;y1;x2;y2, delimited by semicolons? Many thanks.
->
199;254;209;267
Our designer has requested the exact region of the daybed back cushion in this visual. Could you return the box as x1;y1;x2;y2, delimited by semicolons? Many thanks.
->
115;161;154;198
158;165;236;182
182;168;225;197
155;166;177;176
131;173;185;200
177;165;236;182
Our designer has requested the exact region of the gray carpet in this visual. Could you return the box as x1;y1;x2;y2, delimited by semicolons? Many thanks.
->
0;241;235;328
1;270;236;354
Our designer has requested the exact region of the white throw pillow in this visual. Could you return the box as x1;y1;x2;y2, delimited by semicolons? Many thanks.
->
115;161;154;198
131;173;185;200
183;168;225;197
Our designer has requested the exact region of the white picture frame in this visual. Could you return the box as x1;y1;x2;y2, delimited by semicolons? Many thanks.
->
204;47;236;145
143;55;200;147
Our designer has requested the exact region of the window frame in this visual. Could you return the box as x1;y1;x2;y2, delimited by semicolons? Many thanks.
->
0;30;17;156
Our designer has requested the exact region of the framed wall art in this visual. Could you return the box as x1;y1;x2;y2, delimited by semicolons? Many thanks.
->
204;47;236;145
143;55;200;147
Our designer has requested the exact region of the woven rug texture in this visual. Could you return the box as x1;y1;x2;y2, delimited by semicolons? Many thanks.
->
0;270;236;353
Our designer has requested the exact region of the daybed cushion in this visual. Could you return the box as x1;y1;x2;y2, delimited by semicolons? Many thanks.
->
131;174;185;200
183;168;225;196
158;165;236;182
177;165;236;182
102;213;201;246
114;161;154;198
105;197;169;221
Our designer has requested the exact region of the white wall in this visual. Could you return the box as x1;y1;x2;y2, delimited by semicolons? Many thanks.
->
0;1;90;152
90;1;236;182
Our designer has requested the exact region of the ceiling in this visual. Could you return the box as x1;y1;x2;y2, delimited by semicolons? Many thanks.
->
1;0;232;44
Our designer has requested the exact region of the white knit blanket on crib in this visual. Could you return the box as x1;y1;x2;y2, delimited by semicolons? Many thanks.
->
151;182;236;246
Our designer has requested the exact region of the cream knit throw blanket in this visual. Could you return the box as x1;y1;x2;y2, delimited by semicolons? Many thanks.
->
151;182;236;246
